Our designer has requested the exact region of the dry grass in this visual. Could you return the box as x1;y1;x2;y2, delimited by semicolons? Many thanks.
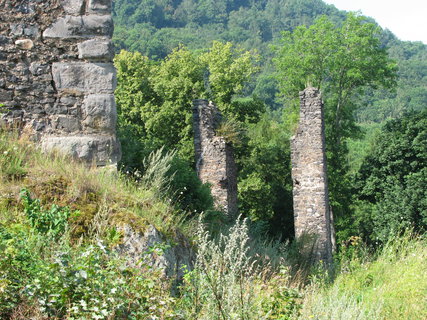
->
0;130;184;240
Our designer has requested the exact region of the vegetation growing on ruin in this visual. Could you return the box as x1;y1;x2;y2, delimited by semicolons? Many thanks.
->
0;132;426;319
1;0;426;318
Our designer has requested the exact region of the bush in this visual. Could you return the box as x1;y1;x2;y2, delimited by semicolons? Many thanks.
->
21;189;70;239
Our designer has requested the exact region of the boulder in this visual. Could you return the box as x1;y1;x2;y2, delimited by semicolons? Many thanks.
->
117;224;194;280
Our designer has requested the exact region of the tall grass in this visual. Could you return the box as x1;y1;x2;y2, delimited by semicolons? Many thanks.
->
0;130;184;237
298;232;427;320
1;130;426;319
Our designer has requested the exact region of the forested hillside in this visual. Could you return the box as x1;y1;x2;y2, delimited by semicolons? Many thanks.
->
112;0;426;118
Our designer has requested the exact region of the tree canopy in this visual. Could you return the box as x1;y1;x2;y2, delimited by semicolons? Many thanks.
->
355;110;427;243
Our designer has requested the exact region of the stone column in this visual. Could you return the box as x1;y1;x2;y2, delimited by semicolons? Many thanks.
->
0;0;120;166
192;99;238;218
290;87;334;264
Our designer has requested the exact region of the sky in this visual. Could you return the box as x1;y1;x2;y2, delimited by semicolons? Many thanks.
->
323;0;427;44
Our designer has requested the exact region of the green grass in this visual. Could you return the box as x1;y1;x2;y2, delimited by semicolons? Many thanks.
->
1;130;426;319
0;129;184;239
298;233;427;320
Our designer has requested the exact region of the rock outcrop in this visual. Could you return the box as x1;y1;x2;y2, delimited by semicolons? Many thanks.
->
117;225;194;281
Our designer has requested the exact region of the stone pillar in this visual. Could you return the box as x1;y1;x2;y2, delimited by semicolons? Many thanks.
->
0;0;120;166
192;99;238;218
290;87;334;264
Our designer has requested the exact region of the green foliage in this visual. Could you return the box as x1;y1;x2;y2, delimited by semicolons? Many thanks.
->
114;42;259;163
354;110;427;243
236;115;294;238
114;42;262;218
0;224;176;319
273;13;398;240
112;0;427;124
201;41;260;113
20;189;70;239
112;0;342;59
261;271;301;319
25;242;176;319
134;146;214;214
273;13;397;138
299;233;427;319
356;39;427;122
168;156;214;214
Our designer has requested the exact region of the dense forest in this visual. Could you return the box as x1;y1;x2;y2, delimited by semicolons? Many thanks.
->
111;0;427;243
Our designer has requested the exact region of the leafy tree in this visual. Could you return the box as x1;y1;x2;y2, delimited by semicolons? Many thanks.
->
114;43;261;214
237;115;294;237
355;110;427;243
273;13;398;239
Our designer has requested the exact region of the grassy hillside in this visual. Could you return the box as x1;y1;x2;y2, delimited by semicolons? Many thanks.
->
1;130;426;319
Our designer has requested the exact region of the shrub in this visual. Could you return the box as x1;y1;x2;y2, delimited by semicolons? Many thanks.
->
20;189;70;239
177;216;302;320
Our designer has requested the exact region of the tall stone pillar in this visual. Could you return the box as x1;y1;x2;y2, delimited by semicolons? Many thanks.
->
0;0;120;166
192;99;238;218
291;87;334;264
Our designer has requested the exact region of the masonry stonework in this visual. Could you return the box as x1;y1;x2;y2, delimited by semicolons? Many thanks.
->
0;0;120;166
291;87;334;264
192;99;238;218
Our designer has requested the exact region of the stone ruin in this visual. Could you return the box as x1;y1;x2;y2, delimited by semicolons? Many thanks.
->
0;0;120;167
1;2;335;263
192;99;238;218
291;87;334;264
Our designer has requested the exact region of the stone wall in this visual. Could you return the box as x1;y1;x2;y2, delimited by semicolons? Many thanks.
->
0;0;120;166
192;99;238;218
291;87;334;264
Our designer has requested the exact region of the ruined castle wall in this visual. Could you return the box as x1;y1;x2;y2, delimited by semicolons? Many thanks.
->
291;87;333;264
0;0;120;166
193;99;238;217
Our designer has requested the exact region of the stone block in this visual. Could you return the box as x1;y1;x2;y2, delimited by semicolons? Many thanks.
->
15;39;34;50
78;39;114;61
52;62;116;94
10;24;24;36
81;94;117;131
24;25;39;38
29;63;50;76
41;134;120;166
54;115;81;132
43;15;113;39
0;35;9;45
87;0;112;14
0;89;13;101
61;0;85;15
